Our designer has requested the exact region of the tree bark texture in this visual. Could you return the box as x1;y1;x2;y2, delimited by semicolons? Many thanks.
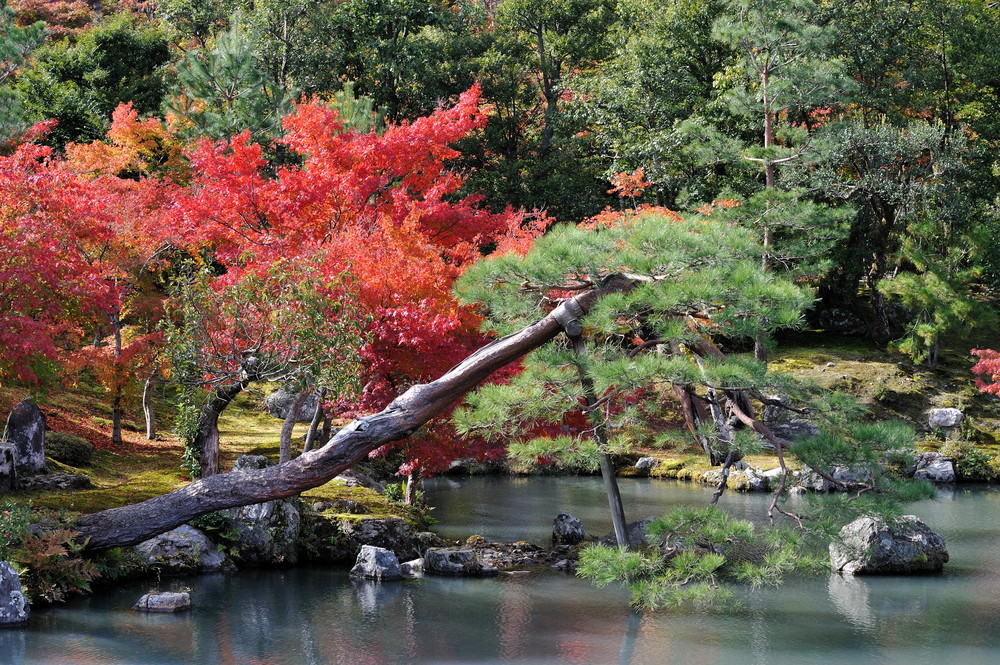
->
75;288;613;551
196;380;250;477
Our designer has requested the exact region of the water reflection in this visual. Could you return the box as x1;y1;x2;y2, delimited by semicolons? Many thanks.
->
6;479;1000;665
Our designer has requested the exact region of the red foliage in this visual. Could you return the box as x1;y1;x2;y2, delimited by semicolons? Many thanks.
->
971;349;1000;395
10;0;94;39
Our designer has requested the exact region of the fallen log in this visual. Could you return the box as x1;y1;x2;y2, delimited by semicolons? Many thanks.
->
75;286;615;551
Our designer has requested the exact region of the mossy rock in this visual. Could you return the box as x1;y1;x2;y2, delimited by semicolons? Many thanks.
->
44;432;94;467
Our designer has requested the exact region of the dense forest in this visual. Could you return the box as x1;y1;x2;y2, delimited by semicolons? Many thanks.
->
3;0;1000;604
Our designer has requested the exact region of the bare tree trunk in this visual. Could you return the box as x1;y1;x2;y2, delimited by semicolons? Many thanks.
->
280;391;309;463
405;472;418;505
75;284;625;551
569;333;629;550
302;388;326;454
110;312;124;448
143;374;156;440
196;380;249;477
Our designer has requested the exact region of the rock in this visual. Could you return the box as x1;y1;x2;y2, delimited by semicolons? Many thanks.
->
817;307;865;335
265;389;320;422
928;408;963;439
913;452;956;483
350;545;404;581
830;515;949;575
726;468;769;492
301;515;432;564
423;548;498;576
231;454;269;471
0;445;16;493
133;591;191;613
135;524;227;573
635;457;659;471
334;469;386;493
16;473;91;492
552;513;585;547
400;558;423;575
339;517;425;561
3;398;46;476
312;499;365;514
225;455;301;565
227;499;301;566
768;419;819;441
0;562;29;627
601;517;657;549
799;465;875;491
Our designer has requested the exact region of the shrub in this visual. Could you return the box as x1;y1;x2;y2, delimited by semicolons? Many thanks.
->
45;432;94;467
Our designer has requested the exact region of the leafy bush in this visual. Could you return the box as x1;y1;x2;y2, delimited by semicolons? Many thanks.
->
45;432;94;467
0;500;100;603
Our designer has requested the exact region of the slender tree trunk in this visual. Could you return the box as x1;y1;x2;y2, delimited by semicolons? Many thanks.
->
405;472;418;505
143;374;156;440
569;333;629;549
75;284;626;551
110;312;124;448
280;391;309;463
319;414;333;447
302;387;326;454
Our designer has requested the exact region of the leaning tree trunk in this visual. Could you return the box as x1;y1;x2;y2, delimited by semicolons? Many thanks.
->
74;281;630;551
196;380;250;477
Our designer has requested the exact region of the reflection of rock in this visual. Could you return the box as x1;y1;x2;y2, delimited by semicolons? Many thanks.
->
133;591;192;613
351;577;404;614
350;545;403;581
0;562;29;627
827;573;876;630
552;513;584;547
913;452;955;483
830;515;949;574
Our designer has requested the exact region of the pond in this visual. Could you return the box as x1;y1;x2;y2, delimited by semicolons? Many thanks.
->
4;477;1000;665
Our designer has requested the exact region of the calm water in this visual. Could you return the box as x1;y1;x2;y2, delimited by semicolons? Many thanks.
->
3;478;1000;665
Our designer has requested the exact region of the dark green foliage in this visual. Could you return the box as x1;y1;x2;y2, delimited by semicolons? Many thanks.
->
578;506;827;610
13;13;171;146
0;0;45;141
45;431;94;467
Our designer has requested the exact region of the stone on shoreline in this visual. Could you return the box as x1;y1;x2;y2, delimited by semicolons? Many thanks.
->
133;591;191;613
830;515;949;575
350;545;403;581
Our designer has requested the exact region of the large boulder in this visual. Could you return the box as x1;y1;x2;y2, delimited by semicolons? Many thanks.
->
552;513;585;547
133;591;191;613
913;452;955;483
424;548;498;576
225;455;301;565
135;524;227;574
300;514;434;564
830;515;949;575
927;408;963;439
265;389;320;422
350;545;403;581
0;562;29;627
3;398;46;476
0;445;15;493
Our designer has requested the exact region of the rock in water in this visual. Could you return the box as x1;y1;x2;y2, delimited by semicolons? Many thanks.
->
913;452;956;483
0;562;29;627
350;545;404;581
552;514;585;547
135;525;227;573
830;515;949;575
226;455;301;565
133;591;191;613
424;548;498;576
3;398;46;476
